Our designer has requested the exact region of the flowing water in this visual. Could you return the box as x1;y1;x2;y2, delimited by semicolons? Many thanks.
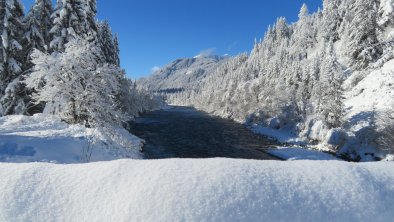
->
128;106;280;160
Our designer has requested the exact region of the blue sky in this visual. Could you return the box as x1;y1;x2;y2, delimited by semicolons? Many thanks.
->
22;0;322;79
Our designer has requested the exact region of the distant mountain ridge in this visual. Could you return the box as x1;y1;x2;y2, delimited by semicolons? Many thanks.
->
138;55;228;92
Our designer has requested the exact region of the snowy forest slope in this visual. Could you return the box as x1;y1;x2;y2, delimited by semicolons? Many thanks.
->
141;0;394;161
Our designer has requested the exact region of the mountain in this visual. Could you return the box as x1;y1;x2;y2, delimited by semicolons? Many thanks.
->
138;55;228;92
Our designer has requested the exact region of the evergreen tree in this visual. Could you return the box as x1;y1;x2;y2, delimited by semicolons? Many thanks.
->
291;4;315;60
24;0;53;61
346;0;382;69
0;0;26;116
85;0;97;39
274;17;291;41
319;41;344;128
97;20;115;65
50;0;89;52
113;34;120;66
97;20;120;66
322;0;342;42
299;3;309;19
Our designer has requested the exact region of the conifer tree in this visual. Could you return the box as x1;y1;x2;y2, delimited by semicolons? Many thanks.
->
322;0;342;42
113;34;120;66
346;0;382;69
319;41;344;128
85;0;98;39
291;4;315;60
0;0;26;116
97;21;115;64
24;0;53;61
50;0;89;52
98;20;121;66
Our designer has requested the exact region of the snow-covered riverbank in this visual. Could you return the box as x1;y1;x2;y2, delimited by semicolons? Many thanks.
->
0;114;143;163
0;159;393;222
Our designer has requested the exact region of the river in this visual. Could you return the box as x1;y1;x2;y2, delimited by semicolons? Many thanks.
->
128;106;280;160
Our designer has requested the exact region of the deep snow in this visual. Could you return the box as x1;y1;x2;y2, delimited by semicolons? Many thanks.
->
0;114;143;163
0;159;393;222
267;147;340;161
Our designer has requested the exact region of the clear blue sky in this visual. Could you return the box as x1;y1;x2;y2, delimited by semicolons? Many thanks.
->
22;0;322;79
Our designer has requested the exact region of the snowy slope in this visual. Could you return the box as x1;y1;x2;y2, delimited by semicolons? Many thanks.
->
139;55;227;91
338;59;394;158
0;114;143;163
0;159;393;222
345;60;394;123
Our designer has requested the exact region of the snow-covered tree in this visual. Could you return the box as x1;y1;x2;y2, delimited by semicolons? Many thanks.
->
378;0;394;28
85;0;97;39
113;34;120;66
26;39;125;127
346;0;382;69
319;41;344;128
20;0;53;114
24;0;53;55
97;20;118;65
322;0;342;41
50;0;89;52
299;3;309;19
291;4;316;60
375;109;394;154
0;0;26;116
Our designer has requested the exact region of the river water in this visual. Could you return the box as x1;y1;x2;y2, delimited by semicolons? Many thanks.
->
128;106;280;160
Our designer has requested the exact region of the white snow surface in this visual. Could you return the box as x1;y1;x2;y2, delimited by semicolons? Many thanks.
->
0;159;393;222
345;59;394;123
267;147;340;161
250;124;307;145
0;114;143;163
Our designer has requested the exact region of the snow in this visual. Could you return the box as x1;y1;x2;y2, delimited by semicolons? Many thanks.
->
0;159;393;221
250;124;306;145
345;60;394;121
249;58;394;160
379;0;394;26
339;59;394;158
267;147;340;161
385;154;394;161
0;114;143;163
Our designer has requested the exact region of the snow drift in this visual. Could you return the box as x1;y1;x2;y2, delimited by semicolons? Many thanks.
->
0;159;393;222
